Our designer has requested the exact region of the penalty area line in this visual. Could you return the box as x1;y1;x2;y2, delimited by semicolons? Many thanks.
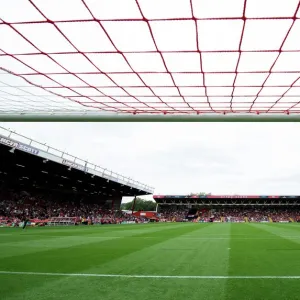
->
0;271;300;279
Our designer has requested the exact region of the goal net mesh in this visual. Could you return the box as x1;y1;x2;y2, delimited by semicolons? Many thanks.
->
0;0;300;117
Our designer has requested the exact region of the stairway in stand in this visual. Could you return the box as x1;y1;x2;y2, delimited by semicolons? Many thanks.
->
268;217;273;222
289;217;294;222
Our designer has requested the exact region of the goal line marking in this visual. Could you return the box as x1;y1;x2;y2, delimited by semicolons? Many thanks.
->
0;271;300;279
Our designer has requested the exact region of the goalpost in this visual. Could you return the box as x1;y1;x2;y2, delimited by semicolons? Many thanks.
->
0;0;300;122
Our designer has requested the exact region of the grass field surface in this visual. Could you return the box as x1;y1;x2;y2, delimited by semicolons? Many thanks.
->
1;223;300;300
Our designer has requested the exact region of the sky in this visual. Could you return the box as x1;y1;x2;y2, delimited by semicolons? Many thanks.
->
1;122;300;200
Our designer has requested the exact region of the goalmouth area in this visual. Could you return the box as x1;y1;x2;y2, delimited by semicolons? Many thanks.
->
1;222;300;300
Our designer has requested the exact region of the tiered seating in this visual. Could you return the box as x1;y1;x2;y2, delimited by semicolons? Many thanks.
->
158;207;300;223
0;190;145;227
158;208;188;222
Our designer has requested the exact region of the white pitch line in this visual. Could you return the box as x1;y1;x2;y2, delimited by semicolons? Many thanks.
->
0;271;300;279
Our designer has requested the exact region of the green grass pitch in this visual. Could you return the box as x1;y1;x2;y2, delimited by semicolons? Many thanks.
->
1;223;300;300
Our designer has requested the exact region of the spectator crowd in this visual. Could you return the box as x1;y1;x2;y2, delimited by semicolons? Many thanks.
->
157;206;300;223
212;207;300;223
0;190;145;227
158;208;189;222
1;190;300;227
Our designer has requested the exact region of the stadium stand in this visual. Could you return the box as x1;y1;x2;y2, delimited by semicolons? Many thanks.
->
2;190;300;226
158;208;189;222
0;127;153;227
155;195;300;223
0;191;147;227
2;125;300;227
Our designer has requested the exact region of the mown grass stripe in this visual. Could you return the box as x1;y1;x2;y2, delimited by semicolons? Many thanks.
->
1;271;300;279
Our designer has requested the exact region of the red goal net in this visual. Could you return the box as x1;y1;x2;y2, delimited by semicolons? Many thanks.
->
0;0;300;119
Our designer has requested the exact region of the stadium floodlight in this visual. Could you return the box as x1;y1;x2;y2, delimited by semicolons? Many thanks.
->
68;167;72;171
43;159;48;163
9;147;15;153
1;0;300;122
